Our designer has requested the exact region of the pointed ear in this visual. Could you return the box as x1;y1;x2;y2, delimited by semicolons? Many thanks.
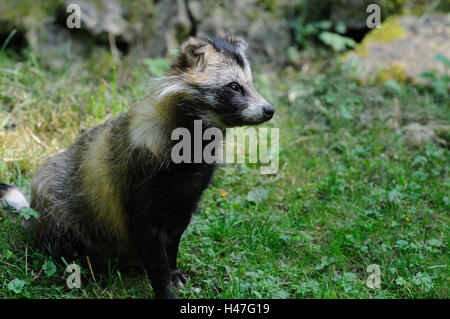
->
180;37;212;70
228;35;248;52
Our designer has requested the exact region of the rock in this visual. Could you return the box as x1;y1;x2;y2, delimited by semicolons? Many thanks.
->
140;0;193;59
27;19;87;71
401;122;450;149
344;14;450;82
0;0;293;66
66;0;134;42
195;0;291;66
330;0;407;30
139;0;292;65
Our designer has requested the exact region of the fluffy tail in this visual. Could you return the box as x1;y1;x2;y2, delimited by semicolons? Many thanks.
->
0;183;29;217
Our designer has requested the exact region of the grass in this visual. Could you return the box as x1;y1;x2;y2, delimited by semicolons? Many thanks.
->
0;47;448;299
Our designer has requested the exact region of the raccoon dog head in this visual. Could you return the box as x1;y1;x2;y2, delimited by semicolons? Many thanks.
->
171;35;274;127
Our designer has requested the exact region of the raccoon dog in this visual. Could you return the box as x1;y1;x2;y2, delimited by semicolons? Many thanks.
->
0;35;274;298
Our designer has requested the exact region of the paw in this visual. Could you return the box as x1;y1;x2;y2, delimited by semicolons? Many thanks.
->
156;287;177;299
171;269;188;289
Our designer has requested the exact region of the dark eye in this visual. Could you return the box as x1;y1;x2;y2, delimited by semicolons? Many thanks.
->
228;82;240;92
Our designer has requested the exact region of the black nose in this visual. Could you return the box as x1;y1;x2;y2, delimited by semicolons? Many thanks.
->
263;105;274;120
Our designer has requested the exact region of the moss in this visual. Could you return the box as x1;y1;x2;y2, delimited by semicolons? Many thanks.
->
352;16;406;57
0;0;61;31
257;0;278;12
381;0;408;16
373;61;409;84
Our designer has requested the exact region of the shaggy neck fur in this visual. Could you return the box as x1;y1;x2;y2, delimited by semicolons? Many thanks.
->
128;75;225;160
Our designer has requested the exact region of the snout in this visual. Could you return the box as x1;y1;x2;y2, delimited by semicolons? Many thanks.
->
238;102;275;126
262;104;274;120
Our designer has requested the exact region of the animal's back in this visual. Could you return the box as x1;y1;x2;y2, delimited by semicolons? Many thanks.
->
27;115;130;259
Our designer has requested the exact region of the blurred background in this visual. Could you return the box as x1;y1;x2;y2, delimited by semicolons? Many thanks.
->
0;0;449;299
0;0;449;73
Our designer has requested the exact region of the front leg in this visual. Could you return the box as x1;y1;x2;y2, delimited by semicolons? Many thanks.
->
129;220;176;299
167;232;188;288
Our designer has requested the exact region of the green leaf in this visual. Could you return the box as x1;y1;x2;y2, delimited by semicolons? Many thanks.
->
287;46;301;64
316;20;332;30
5;250;14;259
18;207;40;220
412;155;428;167
246;189;269;204
272;289;289;298
395;277;408;286
434;54;450;67
42;260;57;276
427;238;444;248
8;279;25;294
314;256;337;271
420;71;437;80
324;94;335;105
388;189;402;202
342;272;357;282
319;32;356;52
394;240;410;250
335;21;347;34
339;104;353;120
412;272;434;291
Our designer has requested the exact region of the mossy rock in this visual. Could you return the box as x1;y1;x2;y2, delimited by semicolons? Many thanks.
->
373;61;410;84
352;16;406;57
343;14;450;83
0;0;61;32
329;0;408;29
